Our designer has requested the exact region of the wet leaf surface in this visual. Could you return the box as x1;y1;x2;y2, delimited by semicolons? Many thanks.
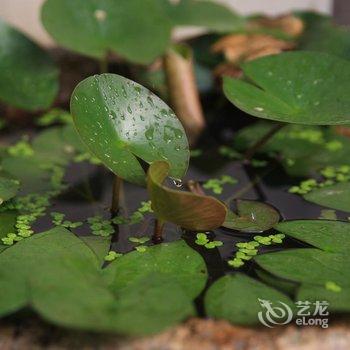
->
0;19;58;111
205;273;295;325
223;199;280;232
224;52;350;125
71;74;189;186
304;182;350;212
275;220;350;253
147;161;227;230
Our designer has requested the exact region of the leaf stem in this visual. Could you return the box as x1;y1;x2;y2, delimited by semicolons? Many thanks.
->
244;123;284;162
152;219;164;244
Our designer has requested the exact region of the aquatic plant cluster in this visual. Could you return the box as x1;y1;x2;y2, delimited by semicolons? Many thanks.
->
0;0;350;337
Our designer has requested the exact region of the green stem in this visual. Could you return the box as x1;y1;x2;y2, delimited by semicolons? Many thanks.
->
244;123;284;162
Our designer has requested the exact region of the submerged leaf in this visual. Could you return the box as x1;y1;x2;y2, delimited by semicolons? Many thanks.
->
147;161;227;230
0;19;58;111
223;200;280;232
304;182;350;212
71;74;189;186
205;274;294;325
224;51;350;125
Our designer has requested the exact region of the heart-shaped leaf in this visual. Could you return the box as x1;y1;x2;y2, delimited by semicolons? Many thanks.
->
147;161;227;230
0;19;58;111
275;220;350;253
0;177;20;205
70;74;189;186
205;274;294;325
304;182;350;212
224;51;350;125
41;0;172;64
223;200;280;232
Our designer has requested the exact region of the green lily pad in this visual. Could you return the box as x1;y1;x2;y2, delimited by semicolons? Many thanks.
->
255;248;350;287
297;283;350;312
304;182;350;212
41;0;172;64
147;161;227;230
0;19;58;111
71;74;189;186
0;227;118;327
205;274;294;325
224;52;350;125
104;240;207;299
0;177;20;205
166;0;245;32
223;200;280;232
275;220;350;253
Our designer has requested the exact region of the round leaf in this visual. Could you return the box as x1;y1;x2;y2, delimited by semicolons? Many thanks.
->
0;19;58;111
41;0;172;64
147;161;227;230
224;51;350;125
70;74;189;186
